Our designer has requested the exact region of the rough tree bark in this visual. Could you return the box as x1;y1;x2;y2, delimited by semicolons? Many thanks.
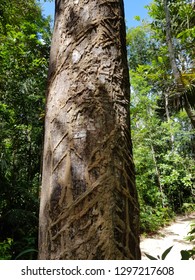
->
38;0;140;260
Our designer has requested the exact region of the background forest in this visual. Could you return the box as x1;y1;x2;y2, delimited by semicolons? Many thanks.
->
0;0;194;259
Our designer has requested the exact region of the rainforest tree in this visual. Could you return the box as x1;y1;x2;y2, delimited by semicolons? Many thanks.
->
38;0;140;260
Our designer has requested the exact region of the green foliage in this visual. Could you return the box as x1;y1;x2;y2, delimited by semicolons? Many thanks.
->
181;221;195;259
140;205;173;233
0;238;13;260
0;0;51;259
130;58;194;229
145;245;195;260
186;222;195;243
134;16;141;22
147;0;195;112
127;3;195;234
182;203;195;214
126;24;154;71
145;245;174;260
180;249;195;260
15;248;38;260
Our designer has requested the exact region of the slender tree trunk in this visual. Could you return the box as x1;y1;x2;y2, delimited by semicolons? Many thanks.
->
151;144;165;208
38;0;140;260
164;92;174;147
164;0;195;129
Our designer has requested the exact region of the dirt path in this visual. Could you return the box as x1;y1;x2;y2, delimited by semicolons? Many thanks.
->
140;212;195;260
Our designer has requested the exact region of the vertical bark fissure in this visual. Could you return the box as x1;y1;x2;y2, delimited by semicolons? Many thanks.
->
39;0;140;260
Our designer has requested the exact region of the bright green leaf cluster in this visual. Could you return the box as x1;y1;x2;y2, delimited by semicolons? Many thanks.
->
127;1;195;233
0;0;51;259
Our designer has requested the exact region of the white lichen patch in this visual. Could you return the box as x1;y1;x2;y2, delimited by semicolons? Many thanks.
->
72;49;82;64
87;81;95;90
73;130;87;139
98;74;106;84
80;5;89;21
92;47;103;56
73;0;79;4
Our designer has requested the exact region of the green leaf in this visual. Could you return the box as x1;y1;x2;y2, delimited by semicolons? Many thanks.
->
157;56;163;64
144;253;158;260
180;250;190;260
162;245;173;260
15;249;38;260
134;16;141;21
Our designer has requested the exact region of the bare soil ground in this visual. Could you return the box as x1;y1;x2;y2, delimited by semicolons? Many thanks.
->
140;212;195;260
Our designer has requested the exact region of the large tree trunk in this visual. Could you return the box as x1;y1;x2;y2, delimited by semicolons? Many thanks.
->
38;0;140;260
